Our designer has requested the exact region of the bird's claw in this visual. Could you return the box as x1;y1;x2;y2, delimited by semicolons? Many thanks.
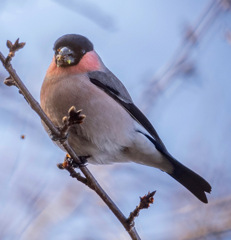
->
59;154;89;169
78;156;89;167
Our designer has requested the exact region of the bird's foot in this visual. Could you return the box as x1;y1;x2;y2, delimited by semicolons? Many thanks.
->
68;155;89;168
77;156;89;167
58;154;89;169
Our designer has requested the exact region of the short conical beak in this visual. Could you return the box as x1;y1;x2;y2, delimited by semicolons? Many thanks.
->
55;47;75;67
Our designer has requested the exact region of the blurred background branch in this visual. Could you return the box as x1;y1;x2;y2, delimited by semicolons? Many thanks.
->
140;0;231;113
175;195;231;239
0;0;230;239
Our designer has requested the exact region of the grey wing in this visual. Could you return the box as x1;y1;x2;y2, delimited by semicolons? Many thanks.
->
88;70;167;151
88;69;133;103
88;71;212;203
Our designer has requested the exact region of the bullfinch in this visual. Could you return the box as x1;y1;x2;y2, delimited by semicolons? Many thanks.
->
40;34;211;203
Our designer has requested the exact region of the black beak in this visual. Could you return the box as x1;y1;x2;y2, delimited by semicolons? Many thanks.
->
55;47;76;67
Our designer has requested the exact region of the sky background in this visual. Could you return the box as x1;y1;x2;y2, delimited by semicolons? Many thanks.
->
0;0;231;239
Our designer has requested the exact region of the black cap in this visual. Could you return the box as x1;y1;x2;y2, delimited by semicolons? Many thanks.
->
54;34;94;65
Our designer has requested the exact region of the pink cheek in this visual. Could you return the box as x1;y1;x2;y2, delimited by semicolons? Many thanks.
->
46;51;102;76
76;51;102;73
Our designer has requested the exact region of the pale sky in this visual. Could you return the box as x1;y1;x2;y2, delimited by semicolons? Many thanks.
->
0;1;231;239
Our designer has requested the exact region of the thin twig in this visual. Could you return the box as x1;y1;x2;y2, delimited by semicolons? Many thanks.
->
127;191;156;230
59;106;86;140
0;39;141;240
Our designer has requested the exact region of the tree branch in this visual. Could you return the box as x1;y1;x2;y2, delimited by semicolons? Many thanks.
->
0;39;145;240
127;191;156;230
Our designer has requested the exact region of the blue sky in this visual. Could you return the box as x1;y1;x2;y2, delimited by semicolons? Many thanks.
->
0;1;231;239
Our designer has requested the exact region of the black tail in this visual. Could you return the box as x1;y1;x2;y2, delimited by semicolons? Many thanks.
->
137;130;212;203
168;159;212;203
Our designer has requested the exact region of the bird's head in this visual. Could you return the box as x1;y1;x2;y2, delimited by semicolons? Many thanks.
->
53;34;94;67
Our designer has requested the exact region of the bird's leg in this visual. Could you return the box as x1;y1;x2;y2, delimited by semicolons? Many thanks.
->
58;154;89;169
72;155;89;168
66;154;89;168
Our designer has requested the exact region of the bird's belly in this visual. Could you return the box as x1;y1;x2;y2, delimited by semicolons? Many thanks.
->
42;75;135;163
69;93;134;161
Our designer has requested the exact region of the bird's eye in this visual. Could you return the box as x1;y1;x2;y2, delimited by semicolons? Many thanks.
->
81;49;86;55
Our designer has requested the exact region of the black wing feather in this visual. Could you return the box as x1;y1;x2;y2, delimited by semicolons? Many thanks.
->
88;70;167;150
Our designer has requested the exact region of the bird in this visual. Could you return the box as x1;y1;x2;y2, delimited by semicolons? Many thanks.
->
40;34;211;203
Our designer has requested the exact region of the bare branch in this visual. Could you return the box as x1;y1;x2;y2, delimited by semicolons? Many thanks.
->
57;154;90;188
59;106;86;141
127;191;156;229
0;39;142;240
4;76;16;86
5;38;25;66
